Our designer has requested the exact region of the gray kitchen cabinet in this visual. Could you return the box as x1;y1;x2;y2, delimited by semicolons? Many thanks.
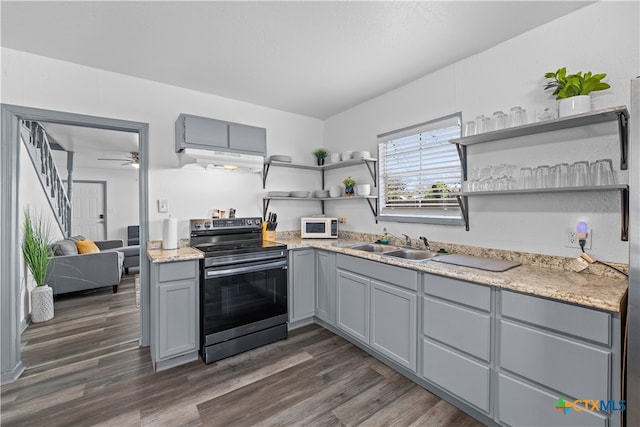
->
371;280;417;371
336;254;418;371
176;113;266;156
336;269;370;345
289;249;315;323
497;290;622;427
421;273;492;414
228;122;266;155
150;259;199;372
314;249;336;325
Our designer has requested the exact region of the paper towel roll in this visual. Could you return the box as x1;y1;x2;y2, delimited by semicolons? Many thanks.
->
162;218;178;250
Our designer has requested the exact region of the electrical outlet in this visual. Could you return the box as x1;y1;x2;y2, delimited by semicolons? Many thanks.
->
564;227;592;249
158;199;168;213
340;216;347;224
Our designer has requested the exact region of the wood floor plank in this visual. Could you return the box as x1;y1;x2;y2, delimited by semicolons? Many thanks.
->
1;273;486;427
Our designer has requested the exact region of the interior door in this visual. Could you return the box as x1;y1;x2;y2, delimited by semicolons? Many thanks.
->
72;181;106;240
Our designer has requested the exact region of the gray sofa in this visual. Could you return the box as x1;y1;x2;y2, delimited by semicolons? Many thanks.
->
46;238;139;296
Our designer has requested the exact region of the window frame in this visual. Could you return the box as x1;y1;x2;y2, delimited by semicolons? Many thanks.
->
376;112;464;226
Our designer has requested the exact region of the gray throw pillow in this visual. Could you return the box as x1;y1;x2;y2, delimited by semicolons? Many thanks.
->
53;239;78;256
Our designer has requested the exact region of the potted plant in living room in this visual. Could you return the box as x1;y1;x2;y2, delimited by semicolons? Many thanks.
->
343;176;356;197
544;67;610;117
313;148;329;166
21;209;54;323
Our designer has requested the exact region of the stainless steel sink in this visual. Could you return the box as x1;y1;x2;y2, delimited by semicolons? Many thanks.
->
381;248;440;261
349;243;398;253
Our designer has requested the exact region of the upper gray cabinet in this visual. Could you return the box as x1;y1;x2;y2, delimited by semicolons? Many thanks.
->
176;113;266;156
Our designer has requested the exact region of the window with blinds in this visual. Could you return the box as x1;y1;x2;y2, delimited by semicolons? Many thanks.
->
377;113;463;225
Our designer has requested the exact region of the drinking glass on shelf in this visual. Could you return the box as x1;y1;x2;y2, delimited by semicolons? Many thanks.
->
479;165;494;191
551;163;569;188
464;121;477;137
534;165;551;188
592;159;614;186
570;161;590;187
492;111;507;131
476;115;489;134
509;106;528;127
518;167;534;189
467;167;480;192
505;164;518;189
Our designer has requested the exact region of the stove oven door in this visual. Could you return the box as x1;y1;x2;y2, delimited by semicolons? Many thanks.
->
201;258;288;346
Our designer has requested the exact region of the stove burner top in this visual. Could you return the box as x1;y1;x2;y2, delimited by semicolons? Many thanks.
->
189;216;286;258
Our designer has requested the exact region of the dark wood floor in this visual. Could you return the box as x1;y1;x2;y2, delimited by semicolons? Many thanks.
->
2;275;485;427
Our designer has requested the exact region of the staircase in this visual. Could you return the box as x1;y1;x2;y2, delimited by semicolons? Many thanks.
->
21;120;71;237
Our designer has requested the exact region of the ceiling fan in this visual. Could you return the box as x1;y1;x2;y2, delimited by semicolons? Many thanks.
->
97;151;139;168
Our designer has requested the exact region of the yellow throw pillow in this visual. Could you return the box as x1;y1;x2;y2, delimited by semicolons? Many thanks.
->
76;239;100;254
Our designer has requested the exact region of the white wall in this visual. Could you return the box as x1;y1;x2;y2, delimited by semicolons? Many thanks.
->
1;47;325;239
18;141;64;324
68;167;139;243
323;1;640;263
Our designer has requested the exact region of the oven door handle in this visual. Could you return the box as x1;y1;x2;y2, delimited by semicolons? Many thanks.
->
206;259;287;278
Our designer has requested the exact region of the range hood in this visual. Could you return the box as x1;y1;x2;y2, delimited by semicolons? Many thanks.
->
178;148;264;171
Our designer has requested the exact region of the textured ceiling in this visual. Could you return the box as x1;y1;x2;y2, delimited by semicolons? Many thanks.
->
1;1;592;119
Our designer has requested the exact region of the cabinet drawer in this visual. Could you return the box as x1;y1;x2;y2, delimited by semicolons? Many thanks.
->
337;255;418;291
500;320;610;399
158;260;197;282
498;373;607;427
501;290;611;345
423;296;490;362
423;274;490;311
422;339;490;413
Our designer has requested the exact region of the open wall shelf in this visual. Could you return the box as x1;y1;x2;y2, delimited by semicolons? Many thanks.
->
449;106;630;240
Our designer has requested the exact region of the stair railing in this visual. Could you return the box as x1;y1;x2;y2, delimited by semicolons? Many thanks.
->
20;120;71;237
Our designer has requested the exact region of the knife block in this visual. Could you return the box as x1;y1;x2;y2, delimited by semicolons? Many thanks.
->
262;221;276;243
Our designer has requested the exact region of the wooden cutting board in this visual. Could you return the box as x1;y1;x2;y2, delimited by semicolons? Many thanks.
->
432;254;521;272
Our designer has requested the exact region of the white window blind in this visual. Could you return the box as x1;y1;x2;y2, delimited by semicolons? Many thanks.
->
377;113;462;224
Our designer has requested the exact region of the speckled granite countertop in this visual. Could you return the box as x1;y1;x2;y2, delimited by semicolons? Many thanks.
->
279;237;628;313
146;247;203;263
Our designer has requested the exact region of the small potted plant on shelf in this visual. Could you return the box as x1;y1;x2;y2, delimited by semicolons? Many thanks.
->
313;148;329;166
543;67;610;117
343;176;356;196
21;208;54;323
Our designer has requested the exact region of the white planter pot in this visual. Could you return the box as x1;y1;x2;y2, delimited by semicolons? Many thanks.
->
559;95;591;117
31;285;54;323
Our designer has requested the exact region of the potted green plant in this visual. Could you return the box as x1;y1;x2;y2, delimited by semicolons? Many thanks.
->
343;176;356;196
313;148;329;166
544;67;610;117
21;209;54;323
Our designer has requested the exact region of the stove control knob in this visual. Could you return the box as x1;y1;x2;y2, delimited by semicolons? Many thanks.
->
204;222;212;229
255;218;261;226
247;219;253;225
194;223;202;229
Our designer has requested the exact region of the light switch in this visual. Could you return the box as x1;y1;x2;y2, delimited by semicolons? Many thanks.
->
158;199;168;213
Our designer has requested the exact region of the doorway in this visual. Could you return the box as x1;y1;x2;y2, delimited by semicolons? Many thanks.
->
1;104;150;385
72;181;107;241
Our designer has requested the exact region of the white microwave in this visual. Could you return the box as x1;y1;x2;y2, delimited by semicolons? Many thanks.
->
301;217;338;239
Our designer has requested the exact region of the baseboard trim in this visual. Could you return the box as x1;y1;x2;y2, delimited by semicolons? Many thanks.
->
1;361;25;385
19;315;31;334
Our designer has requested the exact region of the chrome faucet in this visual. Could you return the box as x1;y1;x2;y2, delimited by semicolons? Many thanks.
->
402;234;412;248
419;236;430;251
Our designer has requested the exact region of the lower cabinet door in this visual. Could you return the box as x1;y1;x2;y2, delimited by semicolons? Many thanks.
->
422;339;490;413
371;280;417;371
498;373;607;427
315;250;335;325
336;269;369;345
158;280;197;359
